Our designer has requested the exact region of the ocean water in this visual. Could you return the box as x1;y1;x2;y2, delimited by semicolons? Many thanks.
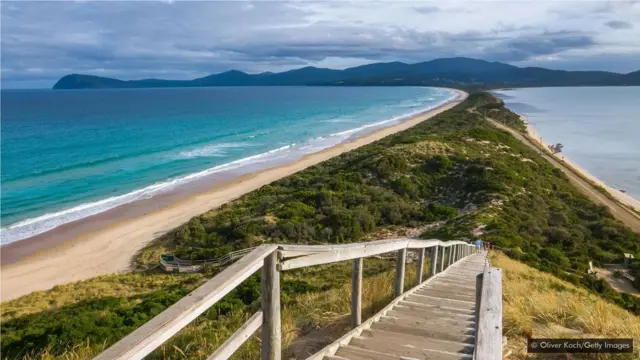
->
1;86;456;244
493;87;640;200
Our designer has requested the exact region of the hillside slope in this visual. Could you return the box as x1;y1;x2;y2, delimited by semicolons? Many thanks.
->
52;57;640;89
492;252;639;359
2;93;639;359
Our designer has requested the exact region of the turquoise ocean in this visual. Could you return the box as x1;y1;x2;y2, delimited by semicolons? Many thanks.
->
493;86;640;200
1;86;456;244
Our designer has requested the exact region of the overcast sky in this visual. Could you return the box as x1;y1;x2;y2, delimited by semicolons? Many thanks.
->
2;0;639;88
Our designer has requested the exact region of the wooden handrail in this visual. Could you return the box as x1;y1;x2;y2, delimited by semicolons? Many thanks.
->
278;238;468;271
94;239;475;360
94;244;278;360
474;266;503;360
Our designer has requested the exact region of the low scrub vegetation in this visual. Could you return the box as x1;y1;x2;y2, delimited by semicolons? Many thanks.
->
2;93;639;359
493;251;639;359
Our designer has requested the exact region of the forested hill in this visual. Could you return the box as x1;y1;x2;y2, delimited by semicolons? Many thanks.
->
53;57;640;89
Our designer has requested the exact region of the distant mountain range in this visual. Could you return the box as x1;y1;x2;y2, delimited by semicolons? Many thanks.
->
53;57;640;90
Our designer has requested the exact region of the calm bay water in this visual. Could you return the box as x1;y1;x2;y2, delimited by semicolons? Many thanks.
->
1;86;456;244
493;86;640;200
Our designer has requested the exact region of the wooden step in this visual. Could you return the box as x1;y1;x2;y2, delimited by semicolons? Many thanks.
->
407;293;476;306
387;306;476;321
397;299;475;315
381;312;476;333
394;302;474;317
350;328;475;357
334;345;397;360
334;344;471;360
403;294;476;311
379;313;475;330
423;281;477;290
414;289;475;301
370;321;475;344
431;277;478;284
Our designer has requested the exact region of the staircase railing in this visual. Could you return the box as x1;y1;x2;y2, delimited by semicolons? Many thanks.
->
474;252;503;360
94;238;476;360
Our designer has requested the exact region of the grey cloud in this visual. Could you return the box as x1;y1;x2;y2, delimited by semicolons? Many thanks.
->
1;1;638;88
483;31;597;62
512;51;640;72
413;6;440;14
605;20;633;29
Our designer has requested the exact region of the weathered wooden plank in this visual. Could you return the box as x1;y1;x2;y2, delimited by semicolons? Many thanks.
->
416;248;425;284
261;251;281;360
351;258;363;328
93;245;278;360
406;239;443;249
277;249;323;259
475;267;502;360
394;248;407;297
279;239;469;271
279;240;410;271
207;311;263;360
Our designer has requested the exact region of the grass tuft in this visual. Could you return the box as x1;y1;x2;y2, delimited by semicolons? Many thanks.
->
493;251;640;359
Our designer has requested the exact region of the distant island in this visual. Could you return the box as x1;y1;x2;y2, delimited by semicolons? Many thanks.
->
53;57;640;90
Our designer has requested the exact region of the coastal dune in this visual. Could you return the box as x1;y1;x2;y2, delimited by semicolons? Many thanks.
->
1;90;467;301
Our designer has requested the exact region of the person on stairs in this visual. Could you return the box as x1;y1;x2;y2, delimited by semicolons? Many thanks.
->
475;239;483;254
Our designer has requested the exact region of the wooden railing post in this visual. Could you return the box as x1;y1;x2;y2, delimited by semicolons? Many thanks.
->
394;248;407;297
439;246;446;272
351;258;363;328
261;251;281;360
475;272;483;331
429;246;439;277
452;245;458;263
447;246;453;267
416;248;425;284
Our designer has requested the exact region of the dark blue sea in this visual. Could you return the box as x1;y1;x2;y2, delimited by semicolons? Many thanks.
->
1;86;456;243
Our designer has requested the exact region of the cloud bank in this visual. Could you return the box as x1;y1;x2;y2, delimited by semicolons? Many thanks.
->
1;0;639;88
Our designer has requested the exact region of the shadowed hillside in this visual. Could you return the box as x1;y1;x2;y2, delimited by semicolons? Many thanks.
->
53;57;640;89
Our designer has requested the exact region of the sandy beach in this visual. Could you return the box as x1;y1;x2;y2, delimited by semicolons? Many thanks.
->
522;116;640;214
1;89;467;301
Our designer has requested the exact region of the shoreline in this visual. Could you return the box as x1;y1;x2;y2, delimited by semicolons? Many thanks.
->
1;89;467;301
521;115;640;213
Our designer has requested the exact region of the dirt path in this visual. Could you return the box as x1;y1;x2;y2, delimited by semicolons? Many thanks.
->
594;266;639;296
486;118;640;233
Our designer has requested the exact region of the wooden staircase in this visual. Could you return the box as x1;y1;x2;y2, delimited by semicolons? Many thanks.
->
94;240;503;360
321;254;487;360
